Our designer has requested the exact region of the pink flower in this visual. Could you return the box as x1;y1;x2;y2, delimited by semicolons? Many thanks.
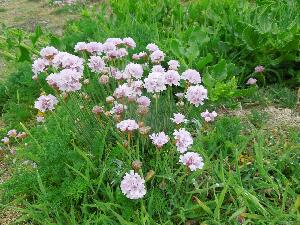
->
200;110;217;122
88;56;105;73
113;84;132;99
171;113;188;125
146;43;159;52
7;129;17;137
40;46;58;59
36;116;45;123
164;70;180;86
144;72;166;93
124;63;144;80
74;42;87;52
105;38;123;46
246;78;257;85
92;106;104;115
120;170;146;199
150;50;165;63
53;52;84;72
85;42;103;54
102;42;117;53
182;69;201;84
136;96;151;107
185;85;208;107
98;75;110;84
16;132;27;139
168;60;180;70
179;152;204;171
1;137;9;145
132;52;147;60
123;37;136;48
116;119;139;132
173;128;193;153
255;65;264;73
110;102;127;115
149;132;169;148
32;58;49;75
175;92;184;98
46;69;83;92
34;94;58;112
151;65;165;73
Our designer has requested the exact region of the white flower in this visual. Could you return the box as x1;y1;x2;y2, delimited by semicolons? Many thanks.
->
200;110;217;122
185;85;208;107
149;132;169;148
124;63;143;80
164;70;180;86
120;170;146;199
150;50;165;64
182;69;201;84
179;152;204;171
144;72;166;93
171;113;188;125
173;128;193;153
34;94;58;112
116;119;139;132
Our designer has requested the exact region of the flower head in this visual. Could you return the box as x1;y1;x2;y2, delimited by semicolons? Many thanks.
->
117;119;139;132
46;69;83;92
168;60;180;70
123;37;136;49
173;128;193;153
88;56;105;73
164;70;180;86
246;78;257;85
149;132;169;148
40;46;58;59
255;65;264;73
151;65;165;73
182;69;201;84
1;137;9;145
32;58;49;75
144;72;166;93
7;129;17;137
201;110;217;122
185;85;208;107
120;170;146;199
146;43;159;52
179;152;204;171
36;116;45;123
150;50;165;64
124;63;143;80
34;94;58;112
171;113;188;125
136;96;151;107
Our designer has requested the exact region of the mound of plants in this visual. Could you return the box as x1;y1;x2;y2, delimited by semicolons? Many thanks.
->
0;0;299;224
1;36;299;224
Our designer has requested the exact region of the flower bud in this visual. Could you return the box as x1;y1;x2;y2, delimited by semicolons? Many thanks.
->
99;75;109;84
137;105;149;115
106;96;115;104
132;160;142;172
83;79;90;85
139;126;151;135
145;170;155;182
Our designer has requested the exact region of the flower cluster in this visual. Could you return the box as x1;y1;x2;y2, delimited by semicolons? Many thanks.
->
32;38;214;200
201;110;218;122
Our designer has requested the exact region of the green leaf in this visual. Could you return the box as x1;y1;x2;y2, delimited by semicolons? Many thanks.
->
197;53;213;70
212;59;227;80
18;46;31;62
30;25;43;46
